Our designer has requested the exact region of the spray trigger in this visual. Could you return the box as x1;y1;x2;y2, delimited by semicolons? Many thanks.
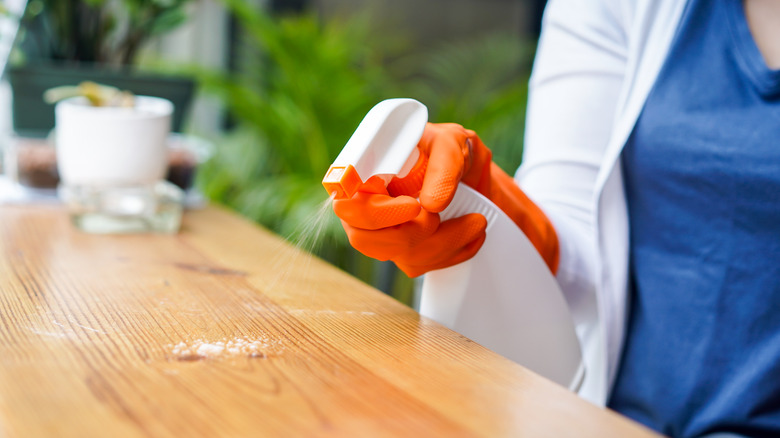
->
322;99;428;200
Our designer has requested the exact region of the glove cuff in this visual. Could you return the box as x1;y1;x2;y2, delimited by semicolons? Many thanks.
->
488;163;560;274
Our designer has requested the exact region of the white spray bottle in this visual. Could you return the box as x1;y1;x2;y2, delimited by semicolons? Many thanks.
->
323;98;584;391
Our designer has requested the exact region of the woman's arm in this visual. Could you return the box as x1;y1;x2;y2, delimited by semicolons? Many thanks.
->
518;0;630;310
516;0;633;403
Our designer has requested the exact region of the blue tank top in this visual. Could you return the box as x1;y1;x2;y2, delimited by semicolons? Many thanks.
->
607;0;780;437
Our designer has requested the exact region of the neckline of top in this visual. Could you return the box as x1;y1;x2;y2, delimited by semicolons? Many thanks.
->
724;0;780;97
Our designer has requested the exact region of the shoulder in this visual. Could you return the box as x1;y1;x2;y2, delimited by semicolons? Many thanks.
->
540;0;685;49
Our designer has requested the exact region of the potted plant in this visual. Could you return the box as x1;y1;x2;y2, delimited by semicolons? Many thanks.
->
49;82;171;186
48;81;184;234
7;80;208;198
9;0;196;136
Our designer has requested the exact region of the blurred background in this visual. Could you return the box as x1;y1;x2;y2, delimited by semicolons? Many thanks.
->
1;0;545;305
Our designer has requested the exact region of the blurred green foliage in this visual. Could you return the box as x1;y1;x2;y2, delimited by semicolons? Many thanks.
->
19;0;193;66
196;1;533;305
410;34;534;173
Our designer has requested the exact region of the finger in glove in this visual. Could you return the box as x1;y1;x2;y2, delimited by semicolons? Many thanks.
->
333;193;421;230
395;213;488;277
342;209;440;260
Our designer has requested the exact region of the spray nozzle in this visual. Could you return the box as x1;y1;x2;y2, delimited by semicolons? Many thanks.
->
322;164;362;199
322;99;428;200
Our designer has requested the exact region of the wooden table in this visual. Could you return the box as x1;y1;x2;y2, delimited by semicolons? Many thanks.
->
0;205;659;438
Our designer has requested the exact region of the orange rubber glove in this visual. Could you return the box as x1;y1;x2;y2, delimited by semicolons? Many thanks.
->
333;123;559;277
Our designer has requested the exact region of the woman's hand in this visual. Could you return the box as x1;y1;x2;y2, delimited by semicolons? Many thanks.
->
333;123;559;277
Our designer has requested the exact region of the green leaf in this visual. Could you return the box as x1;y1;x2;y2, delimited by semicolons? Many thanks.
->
148;9;187;35
83;0;108;7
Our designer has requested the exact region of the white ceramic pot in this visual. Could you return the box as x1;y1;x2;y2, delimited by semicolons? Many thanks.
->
55;96;173;187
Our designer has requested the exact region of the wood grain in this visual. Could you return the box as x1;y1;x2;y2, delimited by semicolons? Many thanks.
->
0;204;659;438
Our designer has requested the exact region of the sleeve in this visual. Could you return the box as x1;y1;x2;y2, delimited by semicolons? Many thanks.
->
515;0;632;402
517;0;629;311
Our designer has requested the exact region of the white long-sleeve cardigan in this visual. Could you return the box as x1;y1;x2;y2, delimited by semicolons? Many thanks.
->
516;0;690;405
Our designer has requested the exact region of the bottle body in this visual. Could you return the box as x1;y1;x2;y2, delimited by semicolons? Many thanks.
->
420;183;584;391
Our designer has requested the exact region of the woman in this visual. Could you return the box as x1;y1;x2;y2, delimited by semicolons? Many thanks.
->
333;0;780;436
